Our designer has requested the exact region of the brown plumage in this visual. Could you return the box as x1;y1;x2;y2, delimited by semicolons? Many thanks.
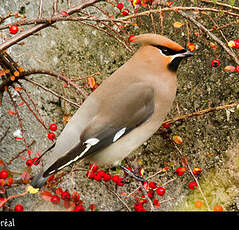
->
31;33;193;188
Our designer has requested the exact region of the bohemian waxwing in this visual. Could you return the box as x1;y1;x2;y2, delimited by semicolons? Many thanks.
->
30;33;193;188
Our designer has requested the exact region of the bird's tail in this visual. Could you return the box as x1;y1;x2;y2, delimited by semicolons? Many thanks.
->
30;170;49;189
30;143;56;188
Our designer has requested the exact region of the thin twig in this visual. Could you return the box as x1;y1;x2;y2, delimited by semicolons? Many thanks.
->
173;142;210;211
139;182;155;211
25;78;80;108
201;0;239;11
178;10;239;65
0;185;29;208
17;81;48;129
101;181;131;211
7;140;35;165
0;0;103;51
21;69;88;98
16;90;48;130
163;102;238;125
0;127;10;144
38;0;43;19
6;87;28;149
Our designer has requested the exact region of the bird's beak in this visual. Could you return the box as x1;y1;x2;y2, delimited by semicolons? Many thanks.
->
183;50;194;58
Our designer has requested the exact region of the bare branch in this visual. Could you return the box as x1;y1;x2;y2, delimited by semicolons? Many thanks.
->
25;78;81;108
0;0;103;51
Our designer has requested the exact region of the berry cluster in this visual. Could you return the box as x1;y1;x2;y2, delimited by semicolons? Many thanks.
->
41;187;86;211
116;3;129;16
133;182;166;211
86;163;125;186
48;123;58;141
175;166;202;190
0;169;13;187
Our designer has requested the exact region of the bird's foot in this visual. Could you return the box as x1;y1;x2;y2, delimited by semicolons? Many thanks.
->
120;165;146;183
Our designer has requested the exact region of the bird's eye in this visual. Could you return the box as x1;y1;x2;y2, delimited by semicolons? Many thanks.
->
155;45;178;56
161;47;171;55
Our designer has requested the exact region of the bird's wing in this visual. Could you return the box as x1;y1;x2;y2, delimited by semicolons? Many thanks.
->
43;83;154;177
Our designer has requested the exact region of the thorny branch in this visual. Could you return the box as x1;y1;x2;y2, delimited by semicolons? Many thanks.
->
0;0;103;51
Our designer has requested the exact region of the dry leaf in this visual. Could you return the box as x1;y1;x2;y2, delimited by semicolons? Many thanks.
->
88;77;96;89
187;42;196;52
40;190;52;201
173;21;183;28
0;179;5;186
21;171;30;183
63;114;72;126
27;185;39;194
15;86;22;91
8;110;15;116
224;65;235;72
0;70;5;77
173;135;183;144
18;101;24;106
228;40;235;48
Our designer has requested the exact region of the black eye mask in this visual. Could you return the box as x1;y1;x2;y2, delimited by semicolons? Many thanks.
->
154;45;186;56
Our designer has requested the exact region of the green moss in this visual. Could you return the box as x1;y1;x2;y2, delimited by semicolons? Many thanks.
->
175;144;239;211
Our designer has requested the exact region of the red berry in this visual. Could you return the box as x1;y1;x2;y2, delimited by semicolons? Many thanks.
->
147;189;154;199
128;35;135;42
33;157;40;165
89;163;98;172
61;191;70;201
213;205;223;212
153;199;160;206
117;3;124;10
97;170;105;178
51;195;60;205
112;175;119;183
14;204;24;212
0;170;8;179
211;59;220;68
9;25;19;34
162;123;171;128
156;187;165;196
55;187;63;195
49;123;57;131
234;40;239;49
134;202;144;211
192;167;202;175
26;159;33;167
7;177;13;186
86;170;95;179
148;181;157;189
176;167;186;176
48;132;55;140
188;181;198;190
94;174;102;181
235;65;239;72
74;205;85;212
60;11;69;16
89;204;97;211
116;178;125;186
122;8;129;16
103;173;111;182
48;175;54;182
135;204;146;212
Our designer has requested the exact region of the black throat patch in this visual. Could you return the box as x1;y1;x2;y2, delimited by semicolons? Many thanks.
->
167;57;185;72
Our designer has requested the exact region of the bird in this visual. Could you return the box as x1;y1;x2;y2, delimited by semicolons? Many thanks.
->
30;33;193;188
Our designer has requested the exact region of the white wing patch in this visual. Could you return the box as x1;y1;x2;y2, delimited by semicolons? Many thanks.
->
48;138;99;175
113;127;126;142
84;138;100;145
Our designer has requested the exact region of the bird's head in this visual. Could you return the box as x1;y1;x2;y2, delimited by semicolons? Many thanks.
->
130;33;193;72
